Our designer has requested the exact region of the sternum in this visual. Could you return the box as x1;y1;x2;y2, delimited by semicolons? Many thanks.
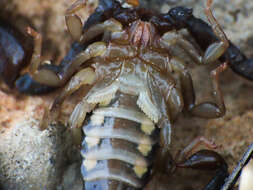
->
81;92;159;190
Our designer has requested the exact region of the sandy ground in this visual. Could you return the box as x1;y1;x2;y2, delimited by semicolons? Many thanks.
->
0;0;252;189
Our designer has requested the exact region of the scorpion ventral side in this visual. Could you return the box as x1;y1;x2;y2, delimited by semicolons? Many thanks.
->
0;0;252;190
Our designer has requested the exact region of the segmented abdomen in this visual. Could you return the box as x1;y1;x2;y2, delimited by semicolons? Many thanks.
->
81;92;159;190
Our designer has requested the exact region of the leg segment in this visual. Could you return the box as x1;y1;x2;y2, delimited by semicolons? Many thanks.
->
202;0;229;64
177;150;229;190
160;14;228;118
176;139;228;190
176;136;217;163
169;57;227;118
80;18;123;44
66;0;123;40
15;74;56;94
189;62;228;118
26;3;121;88
157;136;218;175
26;26;106;87
66;2;123;43
40;67;96;130
160;31;203;65
65;14;83;42
160;0;230;66
153;138;228;190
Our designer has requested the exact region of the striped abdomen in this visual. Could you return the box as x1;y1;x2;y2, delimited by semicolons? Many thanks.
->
81;92;159;190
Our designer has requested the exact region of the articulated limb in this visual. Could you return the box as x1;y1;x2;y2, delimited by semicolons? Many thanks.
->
66;14;123;44
168;57;227;118
176;137;228;190
176;136;217;162
41;67;96;145
167;2;253;82
160;7;229;119
201;0;229;64
40;67;96;129
26;27;66;87
160;31;204;65
26;26;107;87
160;0;229;66
168;5;230;118
66;0;124;43
178;150;229;190
188;62;228;118
221;143;253;190
25;1;122;88
152;137;228;190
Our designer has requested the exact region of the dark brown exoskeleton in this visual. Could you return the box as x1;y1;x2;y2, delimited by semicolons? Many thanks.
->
0;0;252;190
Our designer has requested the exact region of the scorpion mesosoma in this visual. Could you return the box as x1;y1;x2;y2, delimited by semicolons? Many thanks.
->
0;0;252;189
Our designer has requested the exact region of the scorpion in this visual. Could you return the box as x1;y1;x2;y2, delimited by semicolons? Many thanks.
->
0;0;252;189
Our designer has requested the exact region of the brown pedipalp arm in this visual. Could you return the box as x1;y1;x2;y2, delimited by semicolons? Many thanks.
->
160;0;230;119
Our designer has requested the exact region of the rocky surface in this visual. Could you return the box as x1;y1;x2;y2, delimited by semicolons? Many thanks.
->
0;0;252;190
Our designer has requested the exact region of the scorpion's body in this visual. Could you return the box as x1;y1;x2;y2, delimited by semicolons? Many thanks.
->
77;20;190;190
0;0;253;189
78;20;185;189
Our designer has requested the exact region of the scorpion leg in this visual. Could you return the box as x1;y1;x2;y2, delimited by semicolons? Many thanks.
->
160;31;203;65
177;150;229;190
19;27;64;87
163;0;229;65
66;0;87;15
189;62;228;118
154;136;217;175
176;136;217;162
162;0;229;65
67;0;124;34
175;138;228;190
66;0;123;43
154;138;228;190
17;4;122;93
40;67;96;129
201;0;229;64
62;67;96;145
65;14;83;42
25;25;106;87
168;2;253;81
204;0;253;81
68;96;96;145
14;27;57;94
80;18;123;44
41;67;97;144
38;41;107;129
166;53;227;118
